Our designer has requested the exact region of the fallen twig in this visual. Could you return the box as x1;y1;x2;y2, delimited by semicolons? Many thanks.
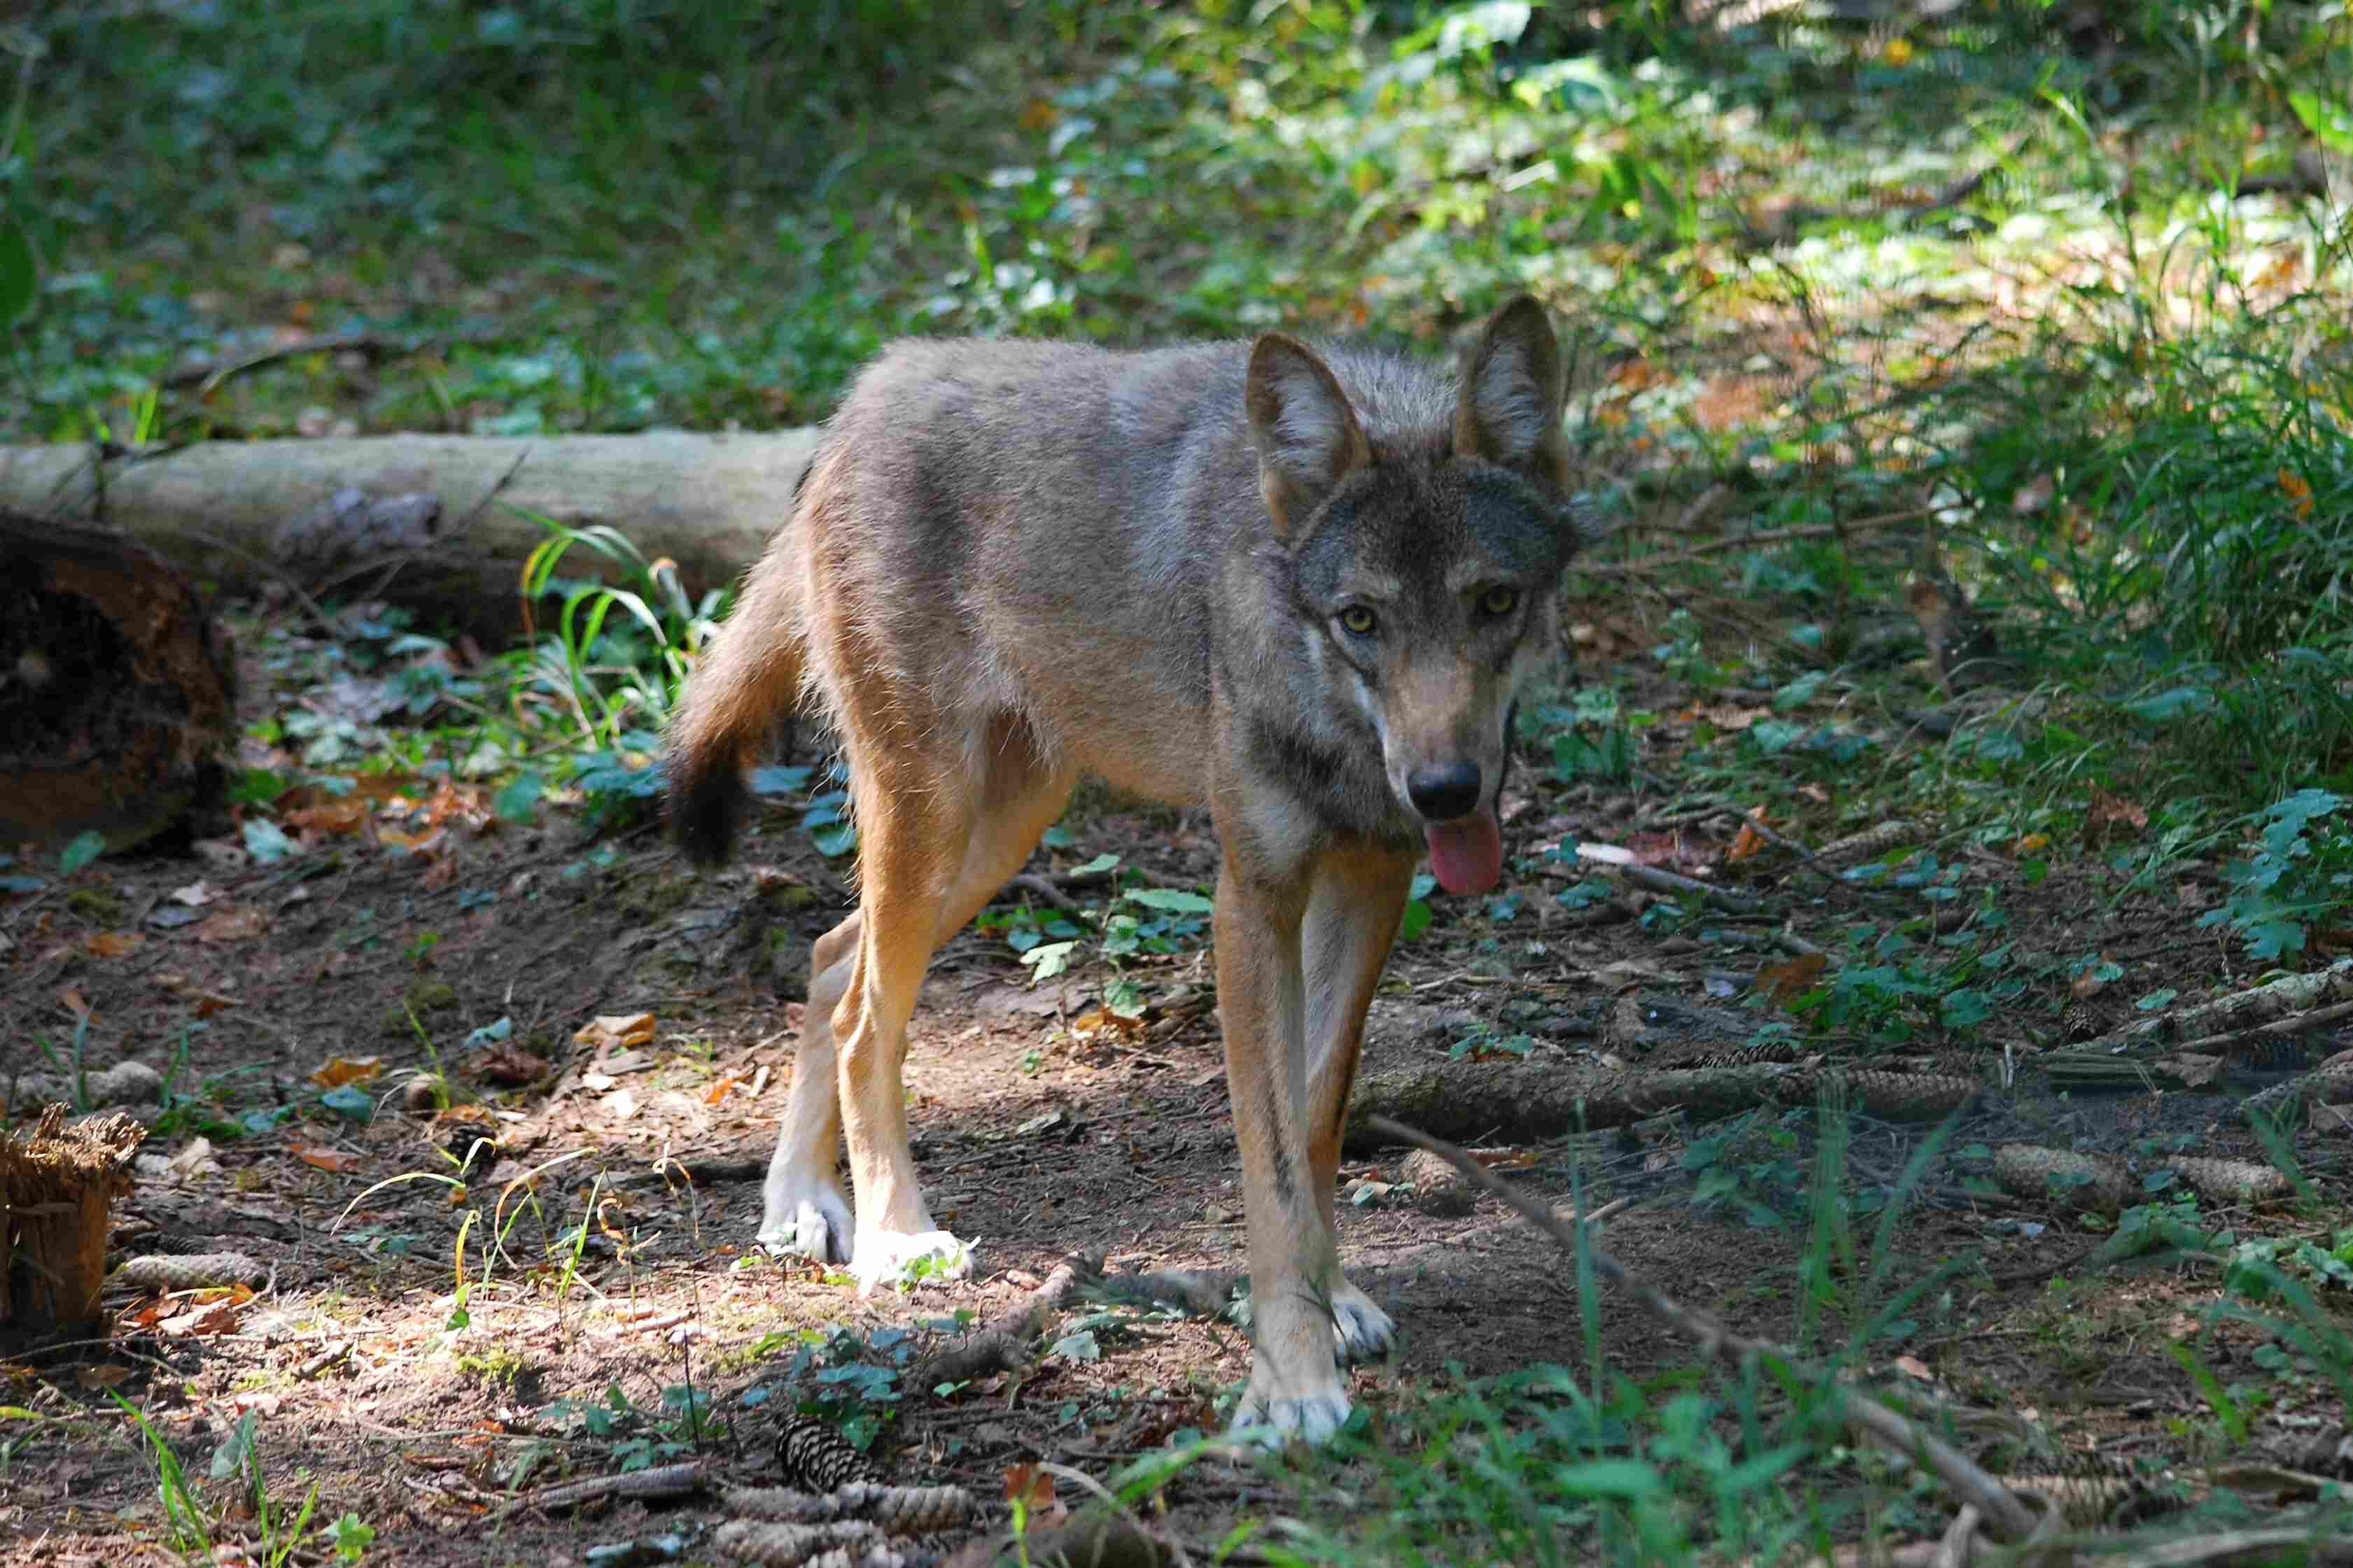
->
913;1252;1102;1390
487;1457;711;1523
2172;997;2353;1059
1095;1266;1235;1320
1368;1115;2041;1544
1575;507;1935;578
1573;844;1764;913
166;330;496;395
1002;873;1095;922
2078;959;2353;1056
2109;1524;2353;1568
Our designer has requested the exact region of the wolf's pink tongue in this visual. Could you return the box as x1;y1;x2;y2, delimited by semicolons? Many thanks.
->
1424;807;1503;896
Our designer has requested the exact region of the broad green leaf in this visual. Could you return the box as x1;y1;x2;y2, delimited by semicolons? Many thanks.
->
495;771;544;825
243;819;297;864
59;831;106;875
1125;887;1213;914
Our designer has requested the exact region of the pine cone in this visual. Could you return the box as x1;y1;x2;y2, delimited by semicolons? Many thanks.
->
775;1414;878;1492
2060;999;2107;1043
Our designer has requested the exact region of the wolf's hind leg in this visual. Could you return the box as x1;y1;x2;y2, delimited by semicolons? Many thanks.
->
759;912;862;1262
830;713;1075;1289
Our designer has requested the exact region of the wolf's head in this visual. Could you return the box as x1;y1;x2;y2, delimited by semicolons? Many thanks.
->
1245;297;1579;896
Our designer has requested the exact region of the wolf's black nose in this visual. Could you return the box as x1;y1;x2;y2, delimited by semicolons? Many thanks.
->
1407;762;1482;821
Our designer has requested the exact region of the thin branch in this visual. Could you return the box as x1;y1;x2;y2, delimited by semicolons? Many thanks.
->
1575;506;1936;578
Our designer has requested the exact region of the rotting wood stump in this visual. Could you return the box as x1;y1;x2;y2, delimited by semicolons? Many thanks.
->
1;511;237;854
0;1106;146;1359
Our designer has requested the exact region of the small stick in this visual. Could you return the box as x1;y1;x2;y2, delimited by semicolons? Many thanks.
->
2173;997;2353;1057
486;1457;710;1523
1002;873;1094;924
912;1252;1102;1390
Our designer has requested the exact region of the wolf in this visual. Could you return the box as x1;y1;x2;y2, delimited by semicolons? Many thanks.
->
666;296;1582;1441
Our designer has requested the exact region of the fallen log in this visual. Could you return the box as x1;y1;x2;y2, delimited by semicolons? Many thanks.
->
0;430;822;632
1;513;238;853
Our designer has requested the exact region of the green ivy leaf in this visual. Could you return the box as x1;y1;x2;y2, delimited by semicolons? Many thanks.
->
243;819;298;864
494;771;544;825
319;1085;376;1123
59;831;106;875
1398;898;1433;941
1125;887;1213;914
1022;940;1076;981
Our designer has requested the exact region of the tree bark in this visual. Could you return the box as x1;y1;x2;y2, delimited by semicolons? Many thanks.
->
2;513;238;853
0;431;822;631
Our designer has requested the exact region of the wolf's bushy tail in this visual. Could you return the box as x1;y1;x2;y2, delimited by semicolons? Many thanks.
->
665;456;824;866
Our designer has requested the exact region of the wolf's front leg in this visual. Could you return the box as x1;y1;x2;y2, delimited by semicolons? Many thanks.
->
1302;846;1417;1364
1215;856;1356;1443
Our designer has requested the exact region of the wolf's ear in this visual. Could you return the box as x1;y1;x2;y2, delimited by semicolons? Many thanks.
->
1247;333;1370;537
1454;295;1568;488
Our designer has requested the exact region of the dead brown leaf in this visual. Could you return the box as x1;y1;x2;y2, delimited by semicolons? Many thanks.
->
1756;952;1828;1006
2158;1053;2225;1089
471;1044;547;1087
418;852;461;891
85;931;142;959
286;798;369;836
156;1294;248;1337
376;825;446;856
59;987;93;1021
1003;1463;1064;1523
2086;788;2148;839
1069;1006;1148;1043
309;1055;384;1089
1694;703;1766;732
192;907;268;942
1623;830;1715;875
293;1143;365;1173
575;1012;658;1050
419;779;492;833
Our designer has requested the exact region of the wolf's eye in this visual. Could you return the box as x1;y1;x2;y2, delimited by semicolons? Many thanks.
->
1478;586;1521;619
1337;605;1377;637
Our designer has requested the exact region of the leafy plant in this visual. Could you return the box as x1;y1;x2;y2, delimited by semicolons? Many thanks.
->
2198;789;2353;961
512;509;728;749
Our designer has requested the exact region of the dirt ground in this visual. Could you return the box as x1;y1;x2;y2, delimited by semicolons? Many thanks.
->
3;605;2350;1567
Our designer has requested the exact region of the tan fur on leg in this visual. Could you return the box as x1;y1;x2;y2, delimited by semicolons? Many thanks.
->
1302;847;1415;1362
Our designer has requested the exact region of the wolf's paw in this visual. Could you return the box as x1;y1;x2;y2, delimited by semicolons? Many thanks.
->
757;1178;853;1265
850;1228;973;1292
1329;1280;1394;1365
1230;1359;1352;1446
